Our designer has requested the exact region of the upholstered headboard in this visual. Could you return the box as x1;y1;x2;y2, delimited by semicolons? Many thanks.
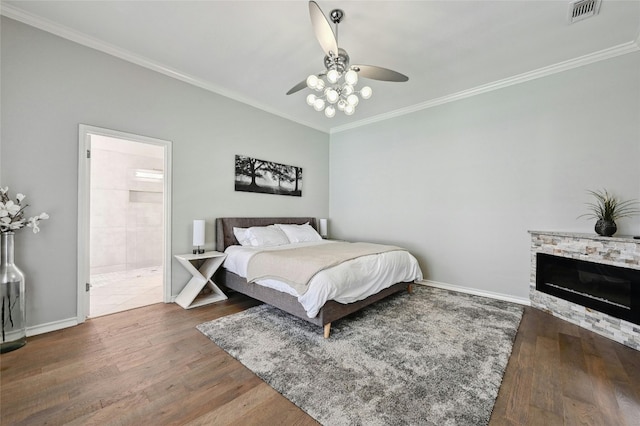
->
216;217;318;252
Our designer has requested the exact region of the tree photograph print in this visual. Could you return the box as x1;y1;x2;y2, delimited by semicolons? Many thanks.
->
234;155;302;197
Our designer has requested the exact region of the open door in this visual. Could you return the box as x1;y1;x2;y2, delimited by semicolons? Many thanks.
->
77;125;172;322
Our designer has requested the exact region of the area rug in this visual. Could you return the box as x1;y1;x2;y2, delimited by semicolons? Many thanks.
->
197;286;523;425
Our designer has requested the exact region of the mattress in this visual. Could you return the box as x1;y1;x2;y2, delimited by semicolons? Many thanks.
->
223;240;423;318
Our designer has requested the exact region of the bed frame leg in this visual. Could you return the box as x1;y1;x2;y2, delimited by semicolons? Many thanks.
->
323;323;331;339
407;283;414;294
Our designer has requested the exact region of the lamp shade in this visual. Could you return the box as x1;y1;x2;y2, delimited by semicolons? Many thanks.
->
193;220;205;246
319;218;328;237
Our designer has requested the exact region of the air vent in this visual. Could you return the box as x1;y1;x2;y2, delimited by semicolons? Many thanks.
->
568;0;601;24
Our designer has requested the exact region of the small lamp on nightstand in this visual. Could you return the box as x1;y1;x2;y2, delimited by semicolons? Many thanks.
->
319;218;328;238
193;219;205;254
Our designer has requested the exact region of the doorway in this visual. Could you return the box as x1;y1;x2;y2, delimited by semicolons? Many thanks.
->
77;125;172;321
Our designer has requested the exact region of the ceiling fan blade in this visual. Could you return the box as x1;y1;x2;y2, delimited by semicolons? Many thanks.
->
309;1;338;57
286;79;308;95
351;65;409;82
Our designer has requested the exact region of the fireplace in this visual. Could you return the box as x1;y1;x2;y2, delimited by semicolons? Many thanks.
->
536;253;639;325
529;231;640;350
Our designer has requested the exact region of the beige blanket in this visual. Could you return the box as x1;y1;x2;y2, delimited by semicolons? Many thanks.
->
246;242;404;295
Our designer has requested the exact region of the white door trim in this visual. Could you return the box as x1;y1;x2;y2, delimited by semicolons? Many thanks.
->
77;124;173;323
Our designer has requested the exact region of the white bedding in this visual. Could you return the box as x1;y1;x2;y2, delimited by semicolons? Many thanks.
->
223;240;423;318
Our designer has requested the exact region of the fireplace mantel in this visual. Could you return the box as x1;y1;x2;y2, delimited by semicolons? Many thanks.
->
529;231;639;350
529;230;639;244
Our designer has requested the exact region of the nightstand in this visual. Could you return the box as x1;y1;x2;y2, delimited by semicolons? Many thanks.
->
174;251;227;309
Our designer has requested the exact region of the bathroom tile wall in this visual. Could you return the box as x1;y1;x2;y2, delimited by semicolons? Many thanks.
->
90;146;164;275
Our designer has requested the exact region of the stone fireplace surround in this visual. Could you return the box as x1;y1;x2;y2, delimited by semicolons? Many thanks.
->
530;231;639;351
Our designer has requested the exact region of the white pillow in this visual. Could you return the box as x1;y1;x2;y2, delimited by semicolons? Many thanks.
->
247;225;290;247
233;227;252;246
275;223;322;243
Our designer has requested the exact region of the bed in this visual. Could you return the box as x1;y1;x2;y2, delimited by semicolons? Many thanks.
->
214;217;423;338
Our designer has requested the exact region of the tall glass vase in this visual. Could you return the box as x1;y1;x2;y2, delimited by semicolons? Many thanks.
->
1;232;26;353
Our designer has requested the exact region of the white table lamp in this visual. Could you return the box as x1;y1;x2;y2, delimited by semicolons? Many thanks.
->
319;218;328;238
193;219;205;254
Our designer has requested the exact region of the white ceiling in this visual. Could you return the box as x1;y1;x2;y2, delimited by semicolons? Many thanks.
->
2;1;639;133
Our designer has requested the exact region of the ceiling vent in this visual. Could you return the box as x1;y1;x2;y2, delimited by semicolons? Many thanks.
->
568;0;601;24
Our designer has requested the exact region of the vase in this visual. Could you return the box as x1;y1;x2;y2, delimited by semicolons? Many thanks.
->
594;219;617;237
1;232;26;353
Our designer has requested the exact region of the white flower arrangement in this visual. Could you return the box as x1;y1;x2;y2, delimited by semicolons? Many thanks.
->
0;187;49;234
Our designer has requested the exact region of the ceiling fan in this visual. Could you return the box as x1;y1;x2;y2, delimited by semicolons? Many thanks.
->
287;1;409;117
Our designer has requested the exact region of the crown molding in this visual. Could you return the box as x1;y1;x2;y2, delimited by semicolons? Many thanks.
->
0;3;329;134
331;39;640;134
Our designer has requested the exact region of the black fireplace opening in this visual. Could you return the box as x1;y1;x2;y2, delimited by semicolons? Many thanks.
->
536;253;640;325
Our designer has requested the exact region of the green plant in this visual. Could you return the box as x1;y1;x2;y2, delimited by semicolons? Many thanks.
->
578;189;640;221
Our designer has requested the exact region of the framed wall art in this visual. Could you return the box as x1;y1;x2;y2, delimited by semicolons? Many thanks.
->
234;155;302;197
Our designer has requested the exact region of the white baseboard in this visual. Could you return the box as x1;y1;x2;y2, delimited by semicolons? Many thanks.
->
26;317;78;337
27;299;179;337
417;280;531;306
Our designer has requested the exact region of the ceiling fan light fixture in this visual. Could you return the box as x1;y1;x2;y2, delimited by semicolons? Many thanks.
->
306;94;317;106
345;70;358;85
326;88;339;103
306;74;319;89
288;2;408;118
325;105;336;118
303;70;369;117
327;69;340;83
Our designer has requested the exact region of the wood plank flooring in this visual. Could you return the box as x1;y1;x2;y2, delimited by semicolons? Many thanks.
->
490;307;640;425
1;293;639;425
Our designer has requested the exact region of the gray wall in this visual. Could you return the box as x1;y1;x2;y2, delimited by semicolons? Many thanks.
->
330;51;640;300
1;18;329;328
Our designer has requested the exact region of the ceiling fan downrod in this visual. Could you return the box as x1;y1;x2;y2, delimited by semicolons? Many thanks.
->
325;9;346;71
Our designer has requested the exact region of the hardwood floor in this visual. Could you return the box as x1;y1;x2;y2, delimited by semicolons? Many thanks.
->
490;307;640;425
1;293;638;425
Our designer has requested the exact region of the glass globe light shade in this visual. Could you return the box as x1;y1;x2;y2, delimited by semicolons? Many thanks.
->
342;84;354;96
325;105;336;118
326;89;339;104
313;98;325;111
306;74;318;89
347;94;359;106
337;99;347;111
327;69;340;84
315;79;325;91
360;86;373;99
345;70;358;85
306;94;317;106
344;104;355;115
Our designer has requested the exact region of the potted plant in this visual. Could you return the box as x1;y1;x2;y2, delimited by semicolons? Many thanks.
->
579;189;640;237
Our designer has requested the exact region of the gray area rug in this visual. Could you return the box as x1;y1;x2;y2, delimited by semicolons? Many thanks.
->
197;286;523;425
